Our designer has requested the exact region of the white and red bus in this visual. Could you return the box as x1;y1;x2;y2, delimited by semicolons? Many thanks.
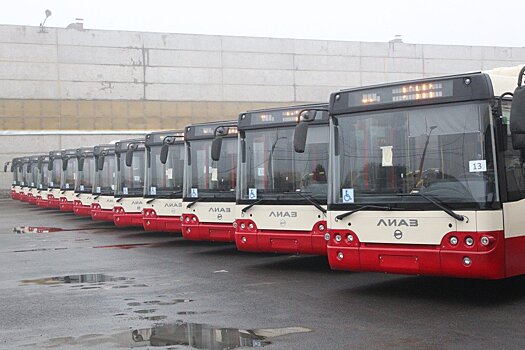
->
142;130;185;233
181;121;238;242
325;65;525;279
58;149;78;212
34;155;51;207
6;157;22;200
113;138;145;227
38;150;63;209
91;144;116;222
17;156;31;202
73;147;95;217
234;104;330;255
26;155;42;205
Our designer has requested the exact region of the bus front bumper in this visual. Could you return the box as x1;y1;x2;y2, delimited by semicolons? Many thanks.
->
142;210;181;232
326;230;506;279
181;214;235;242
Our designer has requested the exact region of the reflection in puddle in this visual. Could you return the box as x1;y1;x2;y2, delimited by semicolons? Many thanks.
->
43;323;311;349
20;274;131;285
139;315;167;321
13;226;108;234
134;309;157;314
93;243;152;250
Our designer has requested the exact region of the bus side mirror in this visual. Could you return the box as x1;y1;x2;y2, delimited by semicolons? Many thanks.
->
510;66;525;149
293;122;309;153
4;162;9;172
211;137;223;161
334;126;340;156
125;150;133;167
78;157;85;171
160;144;169;164
62;158;68;171
97;155;105;171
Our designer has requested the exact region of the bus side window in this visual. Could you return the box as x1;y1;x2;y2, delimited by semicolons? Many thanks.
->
503;101;525;201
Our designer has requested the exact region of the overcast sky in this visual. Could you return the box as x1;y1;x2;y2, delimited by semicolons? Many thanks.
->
1;0;523;47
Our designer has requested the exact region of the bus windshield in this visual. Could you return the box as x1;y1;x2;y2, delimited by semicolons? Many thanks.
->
185;138;237;199
76;157;94;193
39;163;50;190
331;102;498;208
145;144;184;197
61;158;78;190
115;151;145;197
94;156;115;195
30;163;39;188
50;159;62;188
239;125;329;201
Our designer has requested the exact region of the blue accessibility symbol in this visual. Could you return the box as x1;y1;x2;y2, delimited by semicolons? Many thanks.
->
248;188;257;200
191;188;198;198
342;188;354;203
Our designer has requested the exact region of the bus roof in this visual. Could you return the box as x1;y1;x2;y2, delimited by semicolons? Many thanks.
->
483;64;524;96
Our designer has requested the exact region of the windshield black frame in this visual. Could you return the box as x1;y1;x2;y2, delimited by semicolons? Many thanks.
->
75;156;95;194
115;149;145;197
329;101;500;211
93;155;115;195
145;143;185;198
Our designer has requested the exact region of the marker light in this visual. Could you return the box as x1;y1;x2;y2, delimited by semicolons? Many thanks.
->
337;252;344;260
186;228;191;233
248;223;254;229
241;236;247;243
465;237;474;246
324;233;330;241
335;234;342;242
449;236;458;245
240;223;246;229
463;257;472;266
347;234;354;242
232;222;238;229
480;236;490;246
318;224;325;231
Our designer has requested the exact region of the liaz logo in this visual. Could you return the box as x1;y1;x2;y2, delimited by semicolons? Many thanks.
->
269;211;297;218
209;207;231;213
377;219;418;227
131;201;143;205
164;202;182;208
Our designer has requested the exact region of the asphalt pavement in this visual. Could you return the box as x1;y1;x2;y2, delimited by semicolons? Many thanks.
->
1;198;525;349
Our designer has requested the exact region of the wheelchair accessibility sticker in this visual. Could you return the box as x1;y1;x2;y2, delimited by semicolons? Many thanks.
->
191;188;198;198
248;188;257;200
342;188;354;203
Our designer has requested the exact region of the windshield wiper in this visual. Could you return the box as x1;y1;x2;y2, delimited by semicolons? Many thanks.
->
282;191;326;214
146;190;183;204
335;205;397;221
186;196;204;209
241;197;268;213
115;196;124;203
397;193;464;221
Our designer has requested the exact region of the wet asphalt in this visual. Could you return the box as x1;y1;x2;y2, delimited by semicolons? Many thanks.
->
1;199;525;349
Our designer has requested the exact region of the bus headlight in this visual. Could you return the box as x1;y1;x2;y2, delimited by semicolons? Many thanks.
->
480;236;490;246
465;237;474;246
449;236;458;245
248;223;254;229
335;234;342;242
347;234;354;242
337;251;344;260
463;256;472;266
240;223;246;230
318;224;325;231
241;236;247;243
324;233;330;241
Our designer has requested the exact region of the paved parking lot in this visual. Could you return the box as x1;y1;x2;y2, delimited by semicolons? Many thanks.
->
1;199;525;349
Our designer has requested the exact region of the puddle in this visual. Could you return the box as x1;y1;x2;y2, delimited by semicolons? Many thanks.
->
13;226;108;234
20;274;131;285
134;309;157;314
93;243;152;250
176;311;217;315
140;315;167;321
42;323;311;348
146;299;193;306
127;302;142;306
13;247;69;253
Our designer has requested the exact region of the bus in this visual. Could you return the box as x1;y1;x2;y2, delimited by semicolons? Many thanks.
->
40;150;63;209
91;144;116;222
73;147;95;217
18;156;31;202
59;149;78;212
325;65;525;279
34;155;50;207
181;121;238;242
5;157;21;200
113;138;145;227
234;104;330;255
142;130;185;233
26;155;41;205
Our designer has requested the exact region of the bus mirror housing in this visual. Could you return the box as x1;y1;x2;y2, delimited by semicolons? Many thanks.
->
211;137;223;161
510;66;525;149
125;150;133;167
160;144;169;164
294;122;309;153
97;155;105;171
4;161;9;173
62;158;68;171
78;157;85;172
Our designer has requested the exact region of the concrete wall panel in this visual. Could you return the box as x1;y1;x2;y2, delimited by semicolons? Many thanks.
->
59;64;144;83
148;49;222;67
145;67;222;84
222;68;293;85
58;45;143;65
